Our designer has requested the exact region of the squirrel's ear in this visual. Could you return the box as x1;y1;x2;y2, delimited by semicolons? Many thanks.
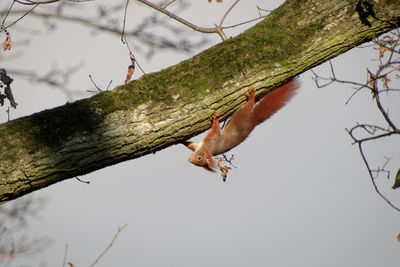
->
183;141;198;151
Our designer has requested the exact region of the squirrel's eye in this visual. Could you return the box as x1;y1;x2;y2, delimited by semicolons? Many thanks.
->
197;156;202;161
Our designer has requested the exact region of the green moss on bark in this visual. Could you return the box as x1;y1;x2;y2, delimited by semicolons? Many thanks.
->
1;0;399;204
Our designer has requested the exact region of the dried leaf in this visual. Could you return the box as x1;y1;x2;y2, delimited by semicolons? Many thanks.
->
381;75;390;91
124;55;136;83
2;30;12;51
397;232;400;242
367;69;376;89
68;262;75;267
124;65;134;83
378;45;388;58
392;168;400;189
9;243;15;260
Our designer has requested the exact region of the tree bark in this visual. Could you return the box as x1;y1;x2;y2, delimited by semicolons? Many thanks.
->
1;0;399;204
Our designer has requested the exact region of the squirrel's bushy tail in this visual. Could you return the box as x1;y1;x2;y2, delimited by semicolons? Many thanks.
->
252;79;300;125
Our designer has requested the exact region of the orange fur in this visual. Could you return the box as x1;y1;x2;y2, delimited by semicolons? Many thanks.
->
185;80;300;170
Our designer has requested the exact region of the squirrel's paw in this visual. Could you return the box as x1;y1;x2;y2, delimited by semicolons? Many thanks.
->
211;111;219;120
247;87;255;98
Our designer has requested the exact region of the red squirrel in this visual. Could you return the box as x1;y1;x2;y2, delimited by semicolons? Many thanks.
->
184;80;300;171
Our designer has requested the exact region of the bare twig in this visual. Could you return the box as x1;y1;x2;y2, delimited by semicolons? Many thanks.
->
223;5;271;29
218;0;240;29
15;0;92;5
89;224;127;267
88;74;103;92
368;66;400;132
312;30;400;212
62;244;68;267
136;0;264;41
357;142;400;212
74;176;90;184
256;5;272;16
161;0;176;9
1;1;15;30
221;153;237;169
6;106;10;121
121;0;145;75
88;74;112;93
1;2;38;32
136;0;219;34
346;124;399;211
1;2;205;53
221;15;266;30
120;0;129;42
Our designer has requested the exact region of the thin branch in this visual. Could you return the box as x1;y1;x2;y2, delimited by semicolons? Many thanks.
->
221;15;266;30
6;106;10;121
15;0;62;4
256;5;273;16
88;74;103;92
136;0;218;34
346;124;396;144
372;79;399;132
74;176;90;184
345;82;368;105
1;3;38;32
14;0;92;5
161;0;176;9
313;30;400;213
370;155;392;180
89;224;127;267
218;0;240;28
87;75;112;93
1;7;204;53
62;244;68;267
106;80;113;91
346;124;399;211
121;0;145;75
136;0;255;41
214;23;226;41
357;142;400;212
365;62;400;132
1;1;15;30
221;153;237;169
120;0;129;43
310;68;334;88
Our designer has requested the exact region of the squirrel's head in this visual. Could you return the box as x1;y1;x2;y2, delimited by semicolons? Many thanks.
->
189;150;216;172
189;151;207;166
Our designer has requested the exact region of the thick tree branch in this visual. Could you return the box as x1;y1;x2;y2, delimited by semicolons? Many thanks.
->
1;0;400;204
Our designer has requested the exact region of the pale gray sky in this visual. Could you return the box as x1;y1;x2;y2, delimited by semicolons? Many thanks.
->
1;1;399;266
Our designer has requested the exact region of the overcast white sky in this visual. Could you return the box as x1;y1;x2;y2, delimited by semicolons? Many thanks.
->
1;1;400;266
